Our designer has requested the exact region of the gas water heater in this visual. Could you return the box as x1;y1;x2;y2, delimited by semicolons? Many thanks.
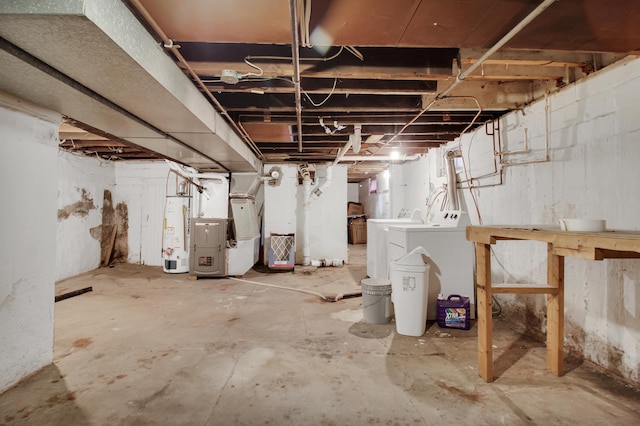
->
162;179;191;273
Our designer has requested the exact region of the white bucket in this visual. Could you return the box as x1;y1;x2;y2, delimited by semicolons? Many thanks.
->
361;278;393;324
389;246;430;336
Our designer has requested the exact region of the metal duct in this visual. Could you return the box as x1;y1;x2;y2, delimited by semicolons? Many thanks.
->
0;0;260;172
445;151;460;210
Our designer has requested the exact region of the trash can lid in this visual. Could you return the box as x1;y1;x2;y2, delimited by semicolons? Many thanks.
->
392;246;430;266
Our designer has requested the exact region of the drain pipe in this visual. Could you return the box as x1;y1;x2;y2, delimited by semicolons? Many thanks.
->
289;0;304;152
128;0;263;160
298;164;313;265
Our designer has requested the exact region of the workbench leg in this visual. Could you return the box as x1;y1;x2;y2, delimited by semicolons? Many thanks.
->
476;243;493;382
547;244;565;376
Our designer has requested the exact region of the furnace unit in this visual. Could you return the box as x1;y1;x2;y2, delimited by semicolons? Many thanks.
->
189;218;228;277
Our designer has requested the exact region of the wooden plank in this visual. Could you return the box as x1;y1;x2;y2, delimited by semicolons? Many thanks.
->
55;286;93;303
466;227;496;245
476;243;493;382
466;226;640;255
103;226;117;267
491;283;559;294
546;243;565;376
552;246;602;260
599;249;640;259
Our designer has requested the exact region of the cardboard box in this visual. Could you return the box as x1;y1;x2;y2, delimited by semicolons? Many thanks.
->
349;221;367;244
347;202;364;216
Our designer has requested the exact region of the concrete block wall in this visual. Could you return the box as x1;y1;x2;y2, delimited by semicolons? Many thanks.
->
115;161;170;266
57;151;115;281
391;57;640;383
0;95;60;393
263;163;348;265
296;164;348;262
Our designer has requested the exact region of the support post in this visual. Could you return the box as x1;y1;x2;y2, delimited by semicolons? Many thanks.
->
476;242;493;382
546;243;565;376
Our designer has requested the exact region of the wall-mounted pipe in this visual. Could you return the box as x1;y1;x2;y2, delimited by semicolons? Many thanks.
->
289;0;304;152
371;0;557;157
501;94;551;167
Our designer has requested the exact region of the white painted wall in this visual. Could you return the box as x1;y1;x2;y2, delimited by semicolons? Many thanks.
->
296;164;348;262
0;94;60;393
263;164;299;263
115;161;169;266
347;183;359;203
57;151;115;281
359;170;392;219
263;163;348;264
384;57;640;383
391;156;432;223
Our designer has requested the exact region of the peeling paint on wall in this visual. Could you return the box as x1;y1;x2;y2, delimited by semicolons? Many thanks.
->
114;202;129;263
98;190;128;264
57;188;96;220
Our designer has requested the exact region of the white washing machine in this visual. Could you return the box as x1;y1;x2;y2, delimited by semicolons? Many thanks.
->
367;209;422;279
387;210;475;320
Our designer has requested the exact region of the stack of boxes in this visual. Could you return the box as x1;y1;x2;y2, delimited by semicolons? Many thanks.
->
347;202;367;244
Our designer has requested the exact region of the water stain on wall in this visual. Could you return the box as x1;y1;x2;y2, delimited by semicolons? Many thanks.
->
57;188;96;220
113;202;129;263
97;190;128;265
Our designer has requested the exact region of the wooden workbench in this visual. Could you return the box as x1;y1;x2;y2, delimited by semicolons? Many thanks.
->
466;225;640;382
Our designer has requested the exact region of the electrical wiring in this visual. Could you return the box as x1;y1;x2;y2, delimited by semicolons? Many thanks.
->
240;57;264;78
345;46;364;61
451;96;484;225
425;186;446;221
244;46;345;63
303;77;338;107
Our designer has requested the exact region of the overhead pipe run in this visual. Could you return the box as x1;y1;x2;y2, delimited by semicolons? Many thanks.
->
373;0;558;155
339;154;420;162
289;0;304;152
128;0;264;161
438;0;559;99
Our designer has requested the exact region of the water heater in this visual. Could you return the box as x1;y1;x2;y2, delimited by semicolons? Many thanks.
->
162;179;191;273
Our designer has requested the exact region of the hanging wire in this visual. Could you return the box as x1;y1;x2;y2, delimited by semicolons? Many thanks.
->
302;78;338;107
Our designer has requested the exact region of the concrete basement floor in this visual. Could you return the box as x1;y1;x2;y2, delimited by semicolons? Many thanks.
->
2;245;640;425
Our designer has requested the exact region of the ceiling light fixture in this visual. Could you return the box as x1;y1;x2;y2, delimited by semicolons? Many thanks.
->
390;150;400;160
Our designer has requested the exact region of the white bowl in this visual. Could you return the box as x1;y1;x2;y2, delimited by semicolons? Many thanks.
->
559;219;606;232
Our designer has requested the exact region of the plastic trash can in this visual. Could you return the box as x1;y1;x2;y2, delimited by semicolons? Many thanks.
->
389;246;430;336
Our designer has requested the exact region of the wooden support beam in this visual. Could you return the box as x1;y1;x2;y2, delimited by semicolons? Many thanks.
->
546;243;565;377
476;243;493;382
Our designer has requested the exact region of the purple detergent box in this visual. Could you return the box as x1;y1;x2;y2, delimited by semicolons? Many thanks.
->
437;294;471;330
